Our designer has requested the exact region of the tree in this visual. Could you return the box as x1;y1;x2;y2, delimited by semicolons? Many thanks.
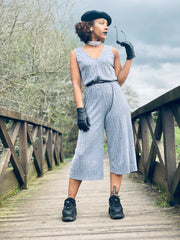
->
122;85;139;111
0;0;78;156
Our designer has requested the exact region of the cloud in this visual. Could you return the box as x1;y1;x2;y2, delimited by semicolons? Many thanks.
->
127;62;180;107
71;0;180;107
81;0;180;46
134;41;180;65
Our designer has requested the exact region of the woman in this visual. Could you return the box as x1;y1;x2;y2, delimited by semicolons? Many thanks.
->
62;10;137;222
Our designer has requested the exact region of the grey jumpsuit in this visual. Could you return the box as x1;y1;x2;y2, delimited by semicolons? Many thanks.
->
70;45;137;180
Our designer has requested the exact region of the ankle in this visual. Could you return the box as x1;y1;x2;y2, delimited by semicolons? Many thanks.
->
68;196;75;200
110;193;119;197
110;186;119;197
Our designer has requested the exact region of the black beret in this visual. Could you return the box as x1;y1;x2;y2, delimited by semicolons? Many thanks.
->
81;10;112;26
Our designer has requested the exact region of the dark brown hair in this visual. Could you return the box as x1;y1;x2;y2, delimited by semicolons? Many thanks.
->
75;21;94;44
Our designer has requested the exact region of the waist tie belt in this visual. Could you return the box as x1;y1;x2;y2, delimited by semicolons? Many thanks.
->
86;80;117;87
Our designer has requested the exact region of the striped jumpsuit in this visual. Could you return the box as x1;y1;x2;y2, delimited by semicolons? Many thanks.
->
70;45;137;180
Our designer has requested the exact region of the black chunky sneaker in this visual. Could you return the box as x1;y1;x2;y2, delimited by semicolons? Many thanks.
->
109;195;125;219
62;197;77;222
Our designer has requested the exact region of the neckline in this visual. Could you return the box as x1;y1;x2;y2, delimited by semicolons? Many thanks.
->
81;45;105;60
87;41;102;46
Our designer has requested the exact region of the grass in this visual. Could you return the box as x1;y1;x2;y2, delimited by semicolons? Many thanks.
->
129;172;170;207
104;144;107;150
175;126;180;163
148;126;180;164
156;191;170;207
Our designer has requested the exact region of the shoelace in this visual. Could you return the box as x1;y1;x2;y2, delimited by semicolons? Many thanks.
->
113;198;120;207
65;200;72;209
110;196;121;207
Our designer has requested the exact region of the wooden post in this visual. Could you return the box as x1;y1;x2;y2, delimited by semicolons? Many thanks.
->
37;126;43;176
132;119;136;143
54;132;60;166
47;129;53;170
0;119;25;186
141;116;150;179
19;122;28;188
162;106;176;201
59;134;64;163
0;121;21;183
135;119;142;169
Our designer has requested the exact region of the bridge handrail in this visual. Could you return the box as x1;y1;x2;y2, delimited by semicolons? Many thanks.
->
131;86;180;202
0;107;64;200
0;106;61;133
132;86;180;119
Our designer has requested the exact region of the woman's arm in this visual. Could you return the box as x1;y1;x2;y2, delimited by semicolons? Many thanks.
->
112;47;132;86
70;50;90;132
70;50;84;108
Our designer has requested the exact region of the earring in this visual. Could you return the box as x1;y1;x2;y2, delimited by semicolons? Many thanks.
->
90;28;93;32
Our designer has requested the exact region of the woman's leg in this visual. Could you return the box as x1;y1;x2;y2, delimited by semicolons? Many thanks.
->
62;178;81;222
110;173;123;195
68;178;82;199
109;173;124;219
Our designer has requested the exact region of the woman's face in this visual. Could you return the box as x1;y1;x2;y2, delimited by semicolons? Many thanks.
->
91;18;108;42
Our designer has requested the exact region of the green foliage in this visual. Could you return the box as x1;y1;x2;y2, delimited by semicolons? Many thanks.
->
0;186;20;208
129;173;171;207
154;184;170;207
175;126;180;164
156;192;170;207
0;0;79;157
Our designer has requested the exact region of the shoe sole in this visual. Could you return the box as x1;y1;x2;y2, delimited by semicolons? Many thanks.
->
62;216;76;222
109;208;125;220
109;213;125;220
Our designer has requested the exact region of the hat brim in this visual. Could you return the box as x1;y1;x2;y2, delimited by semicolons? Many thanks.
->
81;10;112;26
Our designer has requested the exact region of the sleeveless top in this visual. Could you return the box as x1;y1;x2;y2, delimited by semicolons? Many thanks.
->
74;45;117;86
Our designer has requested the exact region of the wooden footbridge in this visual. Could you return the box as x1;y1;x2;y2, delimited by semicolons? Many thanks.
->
0;86;180;239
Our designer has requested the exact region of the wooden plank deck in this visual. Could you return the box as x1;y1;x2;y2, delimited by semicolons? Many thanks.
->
0;154;180;240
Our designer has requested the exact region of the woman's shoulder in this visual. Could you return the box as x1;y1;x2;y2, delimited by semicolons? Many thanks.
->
111;46;118;54
70;47;80;56
70;47;85;62
73;46;84;51
104;45;119;57
71;47;84;56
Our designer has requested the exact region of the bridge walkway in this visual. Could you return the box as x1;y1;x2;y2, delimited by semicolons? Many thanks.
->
0;154;180;240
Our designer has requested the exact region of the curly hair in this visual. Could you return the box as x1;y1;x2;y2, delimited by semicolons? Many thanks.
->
75;21;94;44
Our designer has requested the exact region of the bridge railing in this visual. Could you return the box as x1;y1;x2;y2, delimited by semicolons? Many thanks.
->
132;86;180;202
0;107;64;200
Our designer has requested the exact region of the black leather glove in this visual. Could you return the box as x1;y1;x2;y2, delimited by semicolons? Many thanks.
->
117;41;135;60
77;108;90;132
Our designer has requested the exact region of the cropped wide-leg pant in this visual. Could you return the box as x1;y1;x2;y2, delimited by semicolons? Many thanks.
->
70;81;137;180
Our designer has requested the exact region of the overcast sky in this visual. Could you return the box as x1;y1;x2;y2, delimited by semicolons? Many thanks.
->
69;0;180;108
